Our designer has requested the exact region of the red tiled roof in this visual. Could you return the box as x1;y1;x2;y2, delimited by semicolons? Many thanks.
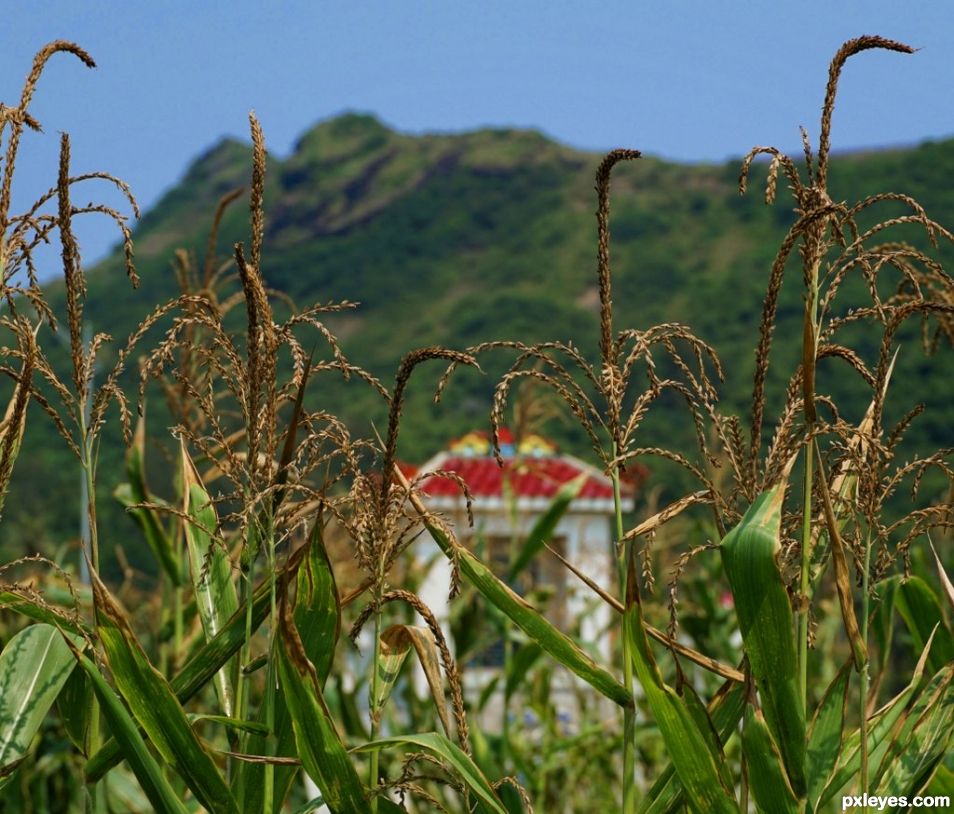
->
405;429;645;508
420;455;618;500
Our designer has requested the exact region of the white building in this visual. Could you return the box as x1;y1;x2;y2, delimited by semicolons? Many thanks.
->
408;429;639;724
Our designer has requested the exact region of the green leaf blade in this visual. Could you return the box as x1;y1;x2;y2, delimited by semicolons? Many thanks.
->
720;482;806;796
181;440;240;719
414;486;631;709
356;732;508;814
74;650;190;814
0;624;80;777
276;616;367;814
624;596;739;814
741;709;800;814
91;573;238;814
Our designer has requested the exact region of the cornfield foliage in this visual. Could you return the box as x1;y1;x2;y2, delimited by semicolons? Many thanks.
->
0;35;953;814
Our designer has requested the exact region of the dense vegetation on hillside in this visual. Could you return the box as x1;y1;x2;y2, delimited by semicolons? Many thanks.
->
2;37;953;813
4;112;953;557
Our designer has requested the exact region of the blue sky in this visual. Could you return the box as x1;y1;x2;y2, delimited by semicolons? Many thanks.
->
5;1;954;266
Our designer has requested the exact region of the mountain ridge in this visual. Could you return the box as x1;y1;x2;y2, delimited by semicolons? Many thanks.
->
7;113;954;552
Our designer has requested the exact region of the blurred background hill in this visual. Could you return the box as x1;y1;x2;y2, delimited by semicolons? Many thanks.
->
5;113;952;563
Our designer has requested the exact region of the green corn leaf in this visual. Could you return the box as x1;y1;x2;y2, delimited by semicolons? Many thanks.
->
818;627;936;808
929;538;954;612
874;664;954;804
476;674;501;714
441;528;629;707
508;473;586;581
86;554;291;782
356;732;507;814
720;481;806;795
90;572;238;814
400;467;631;709
115;410;181;585
925;764;954;797
56;663;90;752
624;559;740;814
0;624;81;785
680;680;735;792
0;589;92;637
172;570;273;702
181;439;240;718
893;575;954;675
741;707;800;814
73;650;189;814
291;795;325;814
806;662;851;811
187;714;270;736
236;522;342;813
637;679;745;814
276;604;367;814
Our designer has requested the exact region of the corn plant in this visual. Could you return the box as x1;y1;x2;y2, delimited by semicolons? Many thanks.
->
0;34;952;814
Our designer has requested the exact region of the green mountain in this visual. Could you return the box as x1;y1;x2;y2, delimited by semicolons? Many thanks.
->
5;113;953;556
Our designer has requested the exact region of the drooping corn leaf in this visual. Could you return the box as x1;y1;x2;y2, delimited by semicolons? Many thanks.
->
373;624;451;738
637;679;745;814
720;481;806;795
181;439;240;718
400;467;631;709
73;650;189;814
187;714;269;736
623;558;740;814
0;589;92;637
91;571;238;814
741;707;800;814
0;624;81;786
508;473;586;581
276;604;367;814
356;732;507;814
236;522;342;813
115;411;180;584
806;662;851;811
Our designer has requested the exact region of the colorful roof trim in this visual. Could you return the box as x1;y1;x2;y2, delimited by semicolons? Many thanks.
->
413;429;637;513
